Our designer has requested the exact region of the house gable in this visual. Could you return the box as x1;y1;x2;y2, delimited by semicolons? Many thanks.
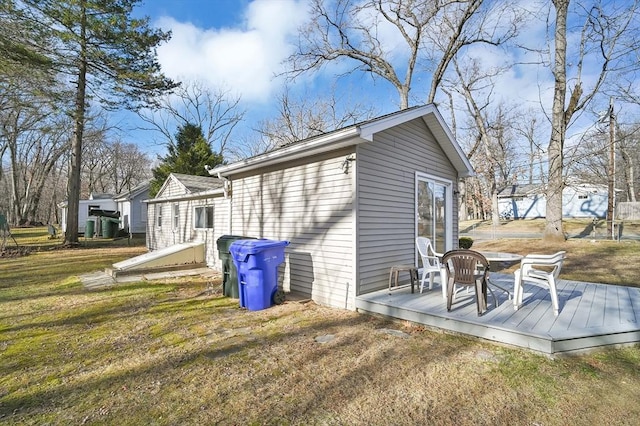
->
209;104;473;179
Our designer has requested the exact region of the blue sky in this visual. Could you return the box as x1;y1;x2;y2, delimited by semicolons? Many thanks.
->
122;0;637;164
123;0;414;157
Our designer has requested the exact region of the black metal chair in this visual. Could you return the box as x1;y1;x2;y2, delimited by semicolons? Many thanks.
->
442;250;490;316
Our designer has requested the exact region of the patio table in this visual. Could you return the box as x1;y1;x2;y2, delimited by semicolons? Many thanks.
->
478;251;523;301
437;251;522;301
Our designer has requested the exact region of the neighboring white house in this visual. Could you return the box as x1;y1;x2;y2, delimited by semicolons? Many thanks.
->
145;173;226;261
115;180;150;234
147;105;474;311
498;182;609;219
59;193;117;235
59;181;150;236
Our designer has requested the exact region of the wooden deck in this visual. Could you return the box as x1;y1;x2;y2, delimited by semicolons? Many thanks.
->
355;274;640;355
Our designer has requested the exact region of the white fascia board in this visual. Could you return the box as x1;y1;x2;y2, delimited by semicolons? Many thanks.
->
358;105;437;141
210;127;361;177
143;188;225;204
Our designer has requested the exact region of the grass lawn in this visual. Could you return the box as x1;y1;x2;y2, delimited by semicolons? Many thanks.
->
1;228;640;424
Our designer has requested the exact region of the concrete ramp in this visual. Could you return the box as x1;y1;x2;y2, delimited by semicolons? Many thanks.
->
107;241;206;278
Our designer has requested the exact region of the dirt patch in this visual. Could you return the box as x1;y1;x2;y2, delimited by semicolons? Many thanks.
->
0;246;31;258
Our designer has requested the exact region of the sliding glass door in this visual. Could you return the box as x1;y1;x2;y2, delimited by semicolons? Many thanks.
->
416;173;452;255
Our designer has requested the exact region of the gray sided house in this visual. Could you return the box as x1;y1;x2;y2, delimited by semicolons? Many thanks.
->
114;180;151;234
498;182;609;220
147;105;473;310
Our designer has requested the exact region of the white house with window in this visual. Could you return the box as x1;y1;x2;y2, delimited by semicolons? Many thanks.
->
497;182;609;219
146;105;473;310
145;173;226;266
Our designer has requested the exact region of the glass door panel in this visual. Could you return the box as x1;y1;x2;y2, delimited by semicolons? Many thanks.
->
416;174;451;255
434;183;447;254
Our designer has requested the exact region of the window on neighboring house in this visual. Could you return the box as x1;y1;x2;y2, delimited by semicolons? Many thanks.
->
173;203;180;229
157;205;163;228
88;204;100;215
194;206;214;229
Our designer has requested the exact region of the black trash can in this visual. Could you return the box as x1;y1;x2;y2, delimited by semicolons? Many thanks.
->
216;235;255;298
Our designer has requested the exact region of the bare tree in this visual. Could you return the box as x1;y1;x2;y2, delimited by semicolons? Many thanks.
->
617;126;640;202
81;122;151;197
513;111;547;185
137;80;245;157
446;57;519;225
543;0;639;242
0;95;70;224
285;0;522;109
237;88;378;158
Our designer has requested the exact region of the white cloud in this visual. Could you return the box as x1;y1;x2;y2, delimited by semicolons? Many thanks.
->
155;0;309;103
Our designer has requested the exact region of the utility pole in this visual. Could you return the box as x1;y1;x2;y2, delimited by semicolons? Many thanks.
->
607;97;616;240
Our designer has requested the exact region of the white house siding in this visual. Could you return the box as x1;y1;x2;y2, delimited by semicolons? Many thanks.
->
118;201;132;232
76;199;117;234
146;176;229;267
229;148;356;309
118;190;150;234
498;186;607;219
357;118;458;295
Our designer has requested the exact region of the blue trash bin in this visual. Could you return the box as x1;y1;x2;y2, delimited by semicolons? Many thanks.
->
229;239;290;311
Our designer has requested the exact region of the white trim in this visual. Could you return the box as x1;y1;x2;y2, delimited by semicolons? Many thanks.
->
172;203;180;231
208;105;474;179
144;188;225;204
414;171;454;265
352;146;360;298
210;127;360;176
359;104;437;141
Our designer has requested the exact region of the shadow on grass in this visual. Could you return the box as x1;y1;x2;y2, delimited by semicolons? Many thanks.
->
0;305;474;423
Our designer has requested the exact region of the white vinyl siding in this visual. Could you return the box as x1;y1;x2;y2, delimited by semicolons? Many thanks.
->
357;118;458;295
229;149;356;309
146;175;228;267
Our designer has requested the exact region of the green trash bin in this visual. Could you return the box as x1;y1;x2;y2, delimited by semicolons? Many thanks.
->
101;217;113;238
109;218;120;237
85;219;95;238
216;235;255;298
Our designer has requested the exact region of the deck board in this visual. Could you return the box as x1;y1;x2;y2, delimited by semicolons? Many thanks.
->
355;273;640;355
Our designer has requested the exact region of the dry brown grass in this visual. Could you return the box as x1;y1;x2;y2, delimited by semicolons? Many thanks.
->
1;229;640;424
473;238;640;287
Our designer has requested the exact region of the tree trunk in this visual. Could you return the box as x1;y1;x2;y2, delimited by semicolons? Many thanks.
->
64;1;87;245
543;0;569;243
620;145;636;202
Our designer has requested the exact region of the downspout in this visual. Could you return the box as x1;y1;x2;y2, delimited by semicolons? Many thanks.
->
217;172;232;234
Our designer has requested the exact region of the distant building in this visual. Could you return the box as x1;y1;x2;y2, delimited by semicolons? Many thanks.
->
498;182;609;219
58;181;150;236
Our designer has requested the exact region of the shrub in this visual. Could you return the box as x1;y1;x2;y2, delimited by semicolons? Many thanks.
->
459;236;473;249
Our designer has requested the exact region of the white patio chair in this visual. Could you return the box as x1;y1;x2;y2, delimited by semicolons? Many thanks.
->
513;251;567;316
415;237;441;293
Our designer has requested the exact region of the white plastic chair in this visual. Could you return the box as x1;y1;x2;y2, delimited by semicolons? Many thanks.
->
513;251;567;316
415;237;441;293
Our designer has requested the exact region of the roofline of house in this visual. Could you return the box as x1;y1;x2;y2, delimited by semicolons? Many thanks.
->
208;105;474;179
143;187;225;204
210;126;361;177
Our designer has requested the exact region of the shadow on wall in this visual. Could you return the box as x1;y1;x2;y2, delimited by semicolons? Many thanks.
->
284;251;314;300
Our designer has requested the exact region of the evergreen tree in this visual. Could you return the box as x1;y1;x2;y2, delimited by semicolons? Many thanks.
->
150;123;225;196
8;0;178;245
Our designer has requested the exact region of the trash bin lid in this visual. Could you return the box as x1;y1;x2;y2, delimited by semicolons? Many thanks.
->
229;239;290;261
217;235;256;252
